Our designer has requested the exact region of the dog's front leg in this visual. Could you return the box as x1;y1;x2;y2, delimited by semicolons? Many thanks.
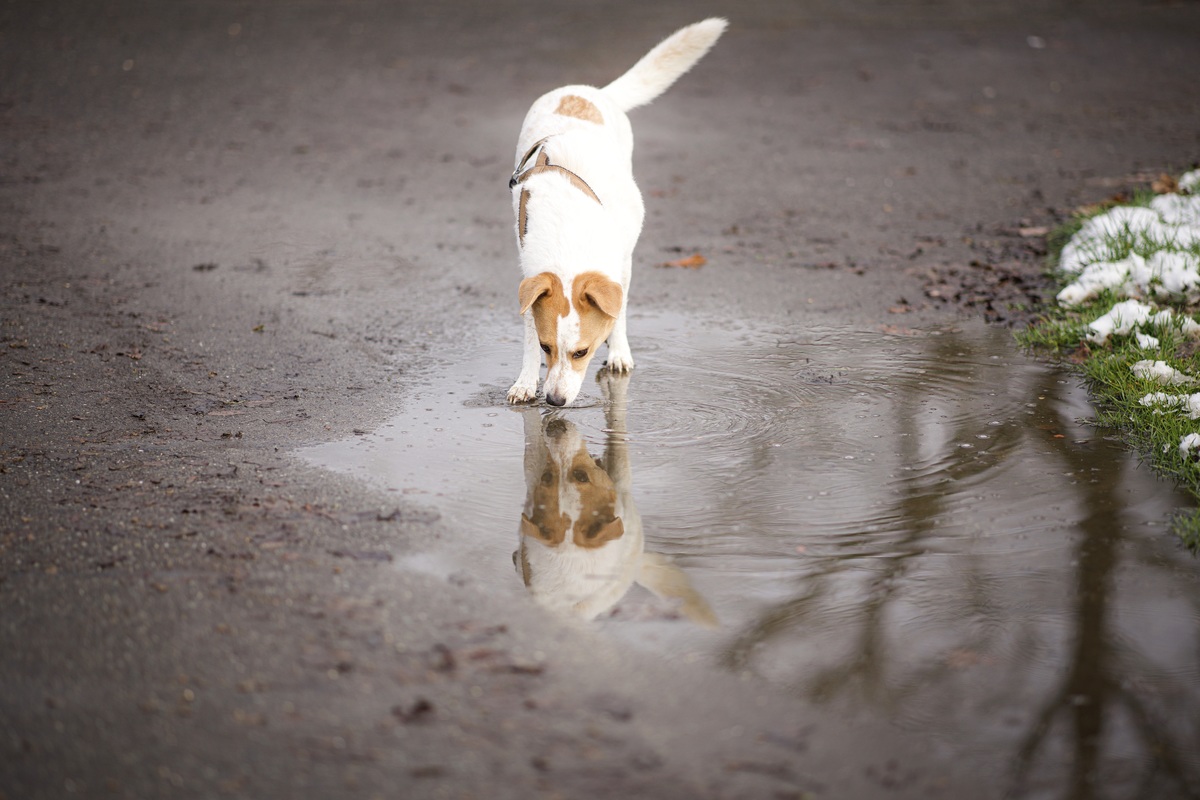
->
605;299;635;374
605;311;634;372
507;311;542;404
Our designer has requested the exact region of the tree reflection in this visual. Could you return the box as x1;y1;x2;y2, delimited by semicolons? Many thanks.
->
719;329;1200;799
1006;376;1199;800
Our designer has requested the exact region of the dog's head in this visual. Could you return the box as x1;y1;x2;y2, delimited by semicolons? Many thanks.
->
515;415;631;618
518;271;622;407
519;416;624;549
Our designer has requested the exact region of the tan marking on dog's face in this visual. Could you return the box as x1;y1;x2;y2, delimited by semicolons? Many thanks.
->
565;271;622;374
521;501;568;546
520;440;623;549
519;272;570;371
554;94;604;125
566;450;624;548
520;421;570;552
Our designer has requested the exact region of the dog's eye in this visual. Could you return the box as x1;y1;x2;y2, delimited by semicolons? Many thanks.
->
540;343;551;354
572;469;590;483
571;348;589;360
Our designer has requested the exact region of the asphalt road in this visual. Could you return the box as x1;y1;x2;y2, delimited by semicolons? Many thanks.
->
2;1;1199;798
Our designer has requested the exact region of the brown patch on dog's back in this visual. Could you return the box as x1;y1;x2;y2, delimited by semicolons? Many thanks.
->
555;94;604;125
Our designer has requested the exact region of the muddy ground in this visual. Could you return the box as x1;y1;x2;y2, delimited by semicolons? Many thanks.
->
2;1;1199;798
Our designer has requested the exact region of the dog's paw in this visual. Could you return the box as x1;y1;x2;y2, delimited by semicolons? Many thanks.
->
507;381;539;405
604;351;635;374
597;370;631;402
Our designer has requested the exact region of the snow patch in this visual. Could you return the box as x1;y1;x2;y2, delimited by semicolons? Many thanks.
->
1086;300;1200;345
1131;359;1193;385
1141;392;1200;419
1057;186;1200;307
1135;332;1160;349
1180;169;1200;194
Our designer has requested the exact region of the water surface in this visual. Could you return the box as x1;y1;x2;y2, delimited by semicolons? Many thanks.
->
302;314;1200;798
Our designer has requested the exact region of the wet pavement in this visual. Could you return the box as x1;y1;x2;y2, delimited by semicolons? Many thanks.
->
4;1;1200;798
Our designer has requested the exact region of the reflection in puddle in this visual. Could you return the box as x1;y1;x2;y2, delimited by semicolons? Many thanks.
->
515;374;715;623
301;315;1200;796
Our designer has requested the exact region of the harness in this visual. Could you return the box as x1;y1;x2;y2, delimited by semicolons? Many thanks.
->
509;137;602;205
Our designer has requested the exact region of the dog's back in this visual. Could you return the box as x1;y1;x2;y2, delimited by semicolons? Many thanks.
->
513;18;728;170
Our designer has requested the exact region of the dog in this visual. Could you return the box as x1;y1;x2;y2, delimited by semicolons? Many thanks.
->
506;18;727;407
514;373;716;623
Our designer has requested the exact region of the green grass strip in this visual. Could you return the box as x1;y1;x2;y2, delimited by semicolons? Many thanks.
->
1018;177;1200;549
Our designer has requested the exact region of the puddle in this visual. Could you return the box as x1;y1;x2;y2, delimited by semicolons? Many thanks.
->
301;313;1200;795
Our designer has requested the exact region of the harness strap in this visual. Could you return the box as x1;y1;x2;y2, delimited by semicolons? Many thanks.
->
508;137;602;205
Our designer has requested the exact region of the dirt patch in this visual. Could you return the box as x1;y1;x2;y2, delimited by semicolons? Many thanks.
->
910;218;1058;327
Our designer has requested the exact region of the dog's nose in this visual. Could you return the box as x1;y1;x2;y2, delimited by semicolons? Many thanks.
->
545;393;566;407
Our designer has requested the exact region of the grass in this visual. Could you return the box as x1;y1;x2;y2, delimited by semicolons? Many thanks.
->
1017;176;1200;549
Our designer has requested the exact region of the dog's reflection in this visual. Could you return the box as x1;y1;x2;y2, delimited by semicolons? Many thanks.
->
513;374;716;624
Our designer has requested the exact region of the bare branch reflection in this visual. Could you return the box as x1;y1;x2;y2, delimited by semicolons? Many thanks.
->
716;328;1200;799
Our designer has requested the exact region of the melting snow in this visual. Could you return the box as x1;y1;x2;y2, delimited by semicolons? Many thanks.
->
1135;332;1160;349
1057;172;1200;307
1132;359;1194;385
1086;299;1200;345
1141;392;1200;418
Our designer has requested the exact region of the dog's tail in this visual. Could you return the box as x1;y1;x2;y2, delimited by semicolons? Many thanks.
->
601;18;727;112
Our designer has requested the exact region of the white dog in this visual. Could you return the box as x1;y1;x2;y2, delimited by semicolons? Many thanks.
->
506;18;727;407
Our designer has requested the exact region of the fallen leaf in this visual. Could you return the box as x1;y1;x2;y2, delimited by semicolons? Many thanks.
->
658;253;706;269
1152;173;1179;194
944;649;988;668
1018;226;1049;237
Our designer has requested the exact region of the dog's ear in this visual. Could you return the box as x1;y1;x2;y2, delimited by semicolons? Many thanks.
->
578;516;624;547
520;514;544;540
579;274;623;318
518;273;555;315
